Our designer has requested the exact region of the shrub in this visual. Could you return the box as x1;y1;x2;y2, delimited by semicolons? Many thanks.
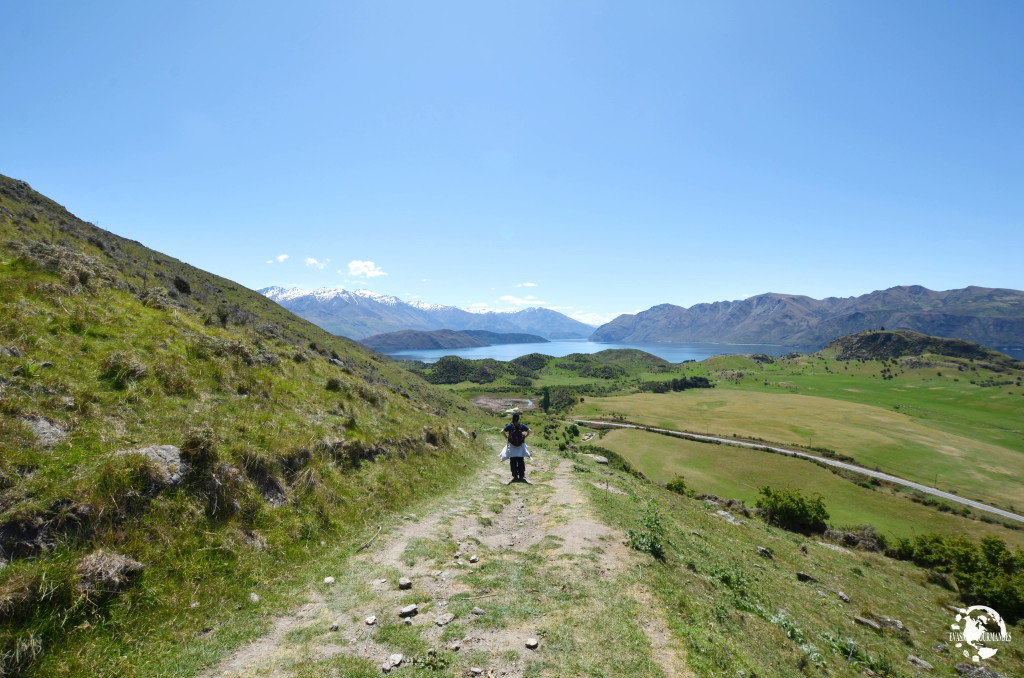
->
755;486;829;534
890;532;1024;620
325;377;343;392
665;476;687;496
627;502;665;559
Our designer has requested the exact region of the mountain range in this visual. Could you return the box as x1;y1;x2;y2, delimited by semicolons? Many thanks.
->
590;286;1024;349
259;286;594;340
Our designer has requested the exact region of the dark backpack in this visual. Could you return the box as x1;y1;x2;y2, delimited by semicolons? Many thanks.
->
507;423;526;447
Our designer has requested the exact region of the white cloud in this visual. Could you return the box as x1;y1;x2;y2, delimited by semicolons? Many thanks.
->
305;257;329;270
266;253;289;264
470;302;489;307
740;293;751;299
516;282;537;288
349;260;388;278
422;278;431;283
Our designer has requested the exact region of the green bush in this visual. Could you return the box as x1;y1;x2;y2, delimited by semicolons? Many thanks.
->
755;486;829;534
888;532;1024;621
665;475;687;496
627;502;666;559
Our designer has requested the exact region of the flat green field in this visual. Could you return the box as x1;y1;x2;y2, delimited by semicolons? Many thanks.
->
598;428;1024;548
576;389;1023;509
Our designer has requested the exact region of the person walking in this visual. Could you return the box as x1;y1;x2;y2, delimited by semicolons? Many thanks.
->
501;412;531;482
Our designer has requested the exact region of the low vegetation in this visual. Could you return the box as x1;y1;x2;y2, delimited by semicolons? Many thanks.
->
755;486;829;534
0;176;490;676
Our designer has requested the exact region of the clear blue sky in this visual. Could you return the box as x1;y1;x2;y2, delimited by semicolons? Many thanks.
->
3;2;1022;325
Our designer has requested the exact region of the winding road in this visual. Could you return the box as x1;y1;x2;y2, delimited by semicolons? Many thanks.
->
571;419;1024;525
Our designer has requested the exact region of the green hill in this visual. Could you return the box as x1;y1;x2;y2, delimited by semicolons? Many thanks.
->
0;175;490;676
822;329;1021;367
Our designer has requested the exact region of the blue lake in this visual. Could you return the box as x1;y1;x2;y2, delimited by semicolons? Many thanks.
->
386;341;823;364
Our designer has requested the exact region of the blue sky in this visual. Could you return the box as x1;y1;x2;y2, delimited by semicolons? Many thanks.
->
3;2;1022;325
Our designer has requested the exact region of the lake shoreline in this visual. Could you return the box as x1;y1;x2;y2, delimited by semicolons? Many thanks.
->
386;340;824;365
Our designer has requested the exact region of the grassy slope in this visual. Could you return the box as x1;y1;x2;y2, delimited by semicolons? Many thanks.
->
597;428;1024;548
576;450;1024;678
0;176;496;676
575;352;1024;510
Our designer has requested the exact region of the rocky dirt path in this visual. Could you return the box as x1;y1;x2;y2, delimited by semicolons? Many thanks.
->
197;448;689;678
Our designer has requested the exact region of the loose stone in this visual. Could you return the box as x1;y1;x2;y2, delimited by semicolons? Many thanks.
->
399;577;412;589
907;655;933;671
526;638;539;649
855;616;882;631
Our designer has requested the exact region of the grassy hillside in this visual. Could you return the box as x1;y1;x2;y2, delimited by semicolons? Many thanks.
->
575;348;1024;508
576;449;1024;677
596;428;1024;548
0;176;493;676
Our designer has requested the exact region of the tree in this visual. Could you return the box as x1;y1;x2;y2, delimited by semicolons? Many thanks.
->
541;387;551;413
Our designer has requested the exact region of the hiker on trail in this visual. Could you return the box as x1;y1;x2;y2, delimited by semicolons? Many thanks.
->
500;412;531;482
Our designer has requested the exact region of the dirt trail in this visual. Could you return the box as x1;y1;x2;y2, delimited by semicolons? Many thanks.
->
198;451;689;678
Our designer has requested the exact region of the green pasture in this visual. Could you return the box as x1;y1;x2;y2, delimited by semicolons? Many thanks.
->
597;428;1024;548
694;353;1024;454
576;388;1023;510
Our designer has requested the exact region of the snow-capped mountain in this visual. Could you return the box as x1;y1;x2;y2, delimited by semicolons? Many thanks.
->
259;286;595;340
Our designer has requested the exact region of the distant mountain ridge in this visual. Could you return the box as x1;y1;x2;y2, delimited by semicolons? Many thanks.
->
260;286;594;340
360;329;548;353
591;286;1024;350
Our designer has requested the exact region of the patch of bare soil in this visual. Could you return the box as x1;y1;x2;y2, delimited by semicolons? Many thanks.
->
469;394;537;413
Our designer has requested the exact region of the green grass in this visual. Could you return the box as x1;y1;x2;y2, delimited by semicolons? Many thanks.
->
576;381;1024;510
0;176;495;677
572;452;1024;678
598;428;1024;547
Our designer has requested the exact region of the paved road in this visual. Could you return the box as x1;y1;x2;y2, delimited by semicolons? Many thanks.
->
571;419;1024;525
